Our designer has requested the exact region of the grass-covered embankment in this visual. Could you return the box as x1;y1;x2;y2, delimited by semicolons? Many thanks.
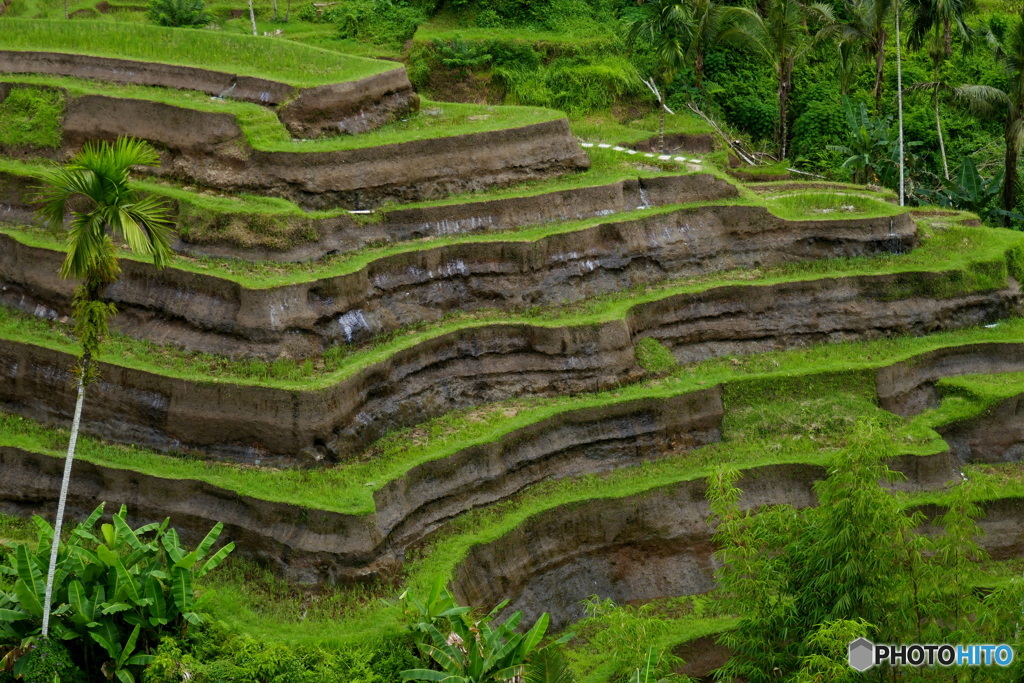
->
0;18;395;86
0;74;564;153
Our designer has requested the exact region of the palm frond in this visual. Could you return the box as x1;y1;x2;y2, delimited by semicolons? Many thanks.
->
35;137;173;283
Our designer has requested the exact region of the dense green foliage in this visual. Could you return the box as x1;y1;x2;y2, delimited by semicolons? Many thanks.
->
708;421;1024;681
0;505;234;682
145;0;212;27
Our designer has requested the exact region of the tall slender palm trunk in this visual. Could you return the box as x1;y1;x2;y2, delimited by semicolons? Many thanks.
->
1004;119;1019;226
896;0;905;206
934;87;949;180
873;32;887;114
40;354;88;638
659;102;666;155
777;59;794;159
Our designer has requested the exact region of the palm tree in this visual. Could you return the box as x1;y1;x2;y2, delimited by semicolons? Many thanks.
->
905;0;971;56
837;39;862;96
949;13;1024;223
33;137;172;637
994;15;1024;222
906;30;994;179
725;0;839;158
840;0;896;113
679;0;745;90
626;0;692;154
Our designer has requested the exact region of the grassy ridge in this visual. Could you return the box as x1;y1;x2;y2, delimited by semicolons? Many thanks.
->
3;319;1023;517
0;218;1017;399
0;217;1017;396
0;18;395;86
5;332;1023;649
0;192;907;289
0;151;688;252
0;75;563;153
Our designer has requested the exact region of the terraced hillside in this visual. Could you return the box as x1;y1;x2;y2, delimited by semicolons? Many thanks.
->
1;19;1024;682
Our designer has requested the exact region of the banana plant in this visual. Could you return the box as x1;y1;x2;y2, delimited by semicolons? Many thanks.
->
388;578;472;645
0;504;234;679
402;608;570;683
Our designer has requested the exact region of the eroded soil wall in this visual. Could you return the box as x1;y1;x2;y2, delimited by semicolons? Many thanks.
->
0;52;417;136
0;323;641;463
0;207;920;357
0;386;721;582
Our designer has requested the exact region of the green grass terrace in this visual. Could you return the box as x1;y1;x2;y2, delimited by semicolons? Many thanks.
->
0;18;397;86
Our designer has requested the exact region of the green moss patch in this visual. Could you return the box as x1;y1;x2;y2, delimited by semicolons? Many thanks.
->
0;84;64;149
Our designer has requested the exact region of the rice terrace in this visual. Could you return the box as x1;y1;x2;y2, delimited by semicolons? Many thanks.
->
1;0;1024;680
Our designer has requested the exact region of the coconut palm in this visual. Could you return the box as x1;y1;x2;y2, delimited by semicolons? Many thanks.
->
993;14;1024;222
907;30;994;179
840;0;896;113
725;0;839;158
678;0;746;91
33;137;172;637
948;13;1024;223
905;0;972;56
626;0;692;154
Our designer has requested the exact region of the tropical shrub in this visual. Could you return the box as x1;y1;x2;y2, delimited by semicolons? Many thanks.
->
337;0;426;47
0;505;233;682
145;0;212;27
928;157;1024;225
396;582;571;682
706;419;1019;683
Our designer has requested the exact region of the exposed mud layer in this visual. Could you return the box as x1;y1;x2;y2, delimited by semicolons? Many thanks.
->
0;207;920;357
0;171;737;261
375;388;723;550
940;393;1024;464
278;69;419;138
0;388;721;582
916;496;1024;561
631;275;1021;364
56;93;590;209
0;271;1017;459
876;343;1024;416
451;454;957;629
0;50;294;104
0;323;642;463
673;636;731;680
0;51;417;136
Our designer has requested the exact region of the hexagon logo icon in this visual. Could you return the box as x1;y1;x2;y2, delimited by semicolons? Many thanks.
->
849;638;875;672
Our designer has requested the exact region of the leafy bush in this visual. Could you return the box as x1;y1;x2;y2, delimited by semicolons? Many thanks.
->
338;0;426;47
496;54;642;115
6;639;84;683
145;0;212;27
475;8;503;28
294;2;345;23
572;597;682;682
790;97;845;175
0;505;233;682
396;581;572;682
432;38;493;77
143;626;421;683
